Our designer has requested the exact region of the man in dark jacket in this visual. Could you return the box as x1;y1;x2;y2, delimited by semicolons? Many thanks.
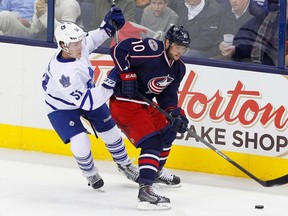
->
220;0;279;66
178;0;222;58
217;0;255;58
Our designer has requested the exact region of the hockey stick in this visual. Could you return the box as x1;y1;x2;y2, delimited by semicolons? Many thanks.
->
111;0;119;44
136;92;288;187
81;117;98;138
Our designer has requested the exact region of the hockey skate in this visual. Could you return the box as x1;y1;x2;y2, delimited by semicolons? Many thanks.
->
155;168;181;188
138;184;171;210
117;161;139;183
87;173;104;189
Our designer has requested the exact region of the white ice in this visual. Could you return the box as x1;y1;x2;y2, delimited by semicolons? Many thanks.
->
0;148;287;216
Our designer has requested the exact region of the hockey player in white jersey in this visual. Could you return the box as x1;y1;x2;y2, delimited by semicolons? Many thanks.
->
41;7;139;190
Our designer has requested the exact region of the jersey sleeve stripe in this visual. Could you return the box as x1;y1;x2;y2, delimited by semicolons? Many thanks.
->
47;94;75;106
45;100;58;111
80;90;93;111
130;52;163;59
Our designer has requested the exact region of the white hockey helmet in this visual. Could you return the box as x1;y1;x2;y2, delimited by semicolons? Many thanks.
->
54;22;84;47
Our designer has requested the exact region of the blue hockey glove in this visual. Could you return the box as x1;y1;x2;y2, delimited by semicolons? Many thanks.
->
120;72;138;98
110;7;125;30
100;7;125;37
167;107;188;133
102;67;120;89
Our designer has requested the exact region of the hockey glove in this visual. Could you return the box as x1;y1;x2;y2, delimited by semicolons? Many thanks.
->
100;7;125;37
120;72;138;98
102;67;119;89
167;107;188;133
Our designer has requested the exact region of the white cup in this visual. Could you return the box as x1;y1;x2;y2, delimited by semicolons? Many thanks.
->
223;34;234;46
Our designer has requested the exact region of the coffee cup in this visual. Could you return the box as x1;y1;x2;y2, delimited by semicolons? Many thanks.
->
223;34;234;46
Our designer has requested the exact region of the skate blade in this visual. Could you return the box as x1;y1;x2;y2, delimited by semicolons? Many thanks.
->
88;183;105;192
153;182;182;189
138;201;171;210
96;187;105;192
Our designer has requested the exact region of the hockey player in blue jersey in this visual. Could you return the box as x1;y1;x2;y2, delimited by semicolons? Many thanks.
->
109;25;190;209
41;7;139;190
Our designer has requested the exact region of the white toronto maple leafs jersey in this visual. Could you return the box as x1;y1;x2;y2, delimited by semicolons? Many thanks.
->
42;29;112;114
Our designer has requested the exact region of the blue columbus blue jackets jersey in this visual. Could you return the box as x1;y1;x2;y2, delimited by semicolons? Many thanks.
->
110;37;186;111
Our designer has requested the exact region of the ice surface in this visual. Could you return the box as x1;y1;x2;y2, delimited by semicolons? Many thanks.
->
0;148;287;216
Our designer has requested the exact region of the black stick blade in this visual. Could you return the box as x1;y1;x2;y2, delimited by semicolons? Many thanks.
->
264;174;288;187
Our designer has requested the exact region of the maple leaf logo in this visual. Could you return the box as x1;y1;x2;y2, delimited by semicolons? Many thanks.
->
59;75;71;88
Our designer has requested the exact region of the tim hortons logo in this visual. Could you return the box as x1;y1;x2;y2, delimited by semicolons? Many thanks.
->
178;71;288;131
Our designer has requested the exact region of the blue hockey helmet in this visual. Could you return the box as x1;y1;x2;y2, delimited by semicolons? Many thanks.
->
165;25;190;47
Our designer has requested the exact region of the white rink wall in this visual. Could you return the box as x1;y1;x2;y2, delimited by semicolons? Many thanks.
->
0;43;54;129
1;42;288;178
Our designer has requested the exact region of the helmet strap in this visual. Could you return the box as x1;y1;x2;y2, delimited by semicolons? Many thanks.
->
63;46;70;54
60;43;72;57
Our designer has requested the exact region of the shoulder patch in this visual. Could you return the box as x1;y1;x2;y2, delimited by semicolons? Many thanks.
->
148;39;158;51
59;74;71;88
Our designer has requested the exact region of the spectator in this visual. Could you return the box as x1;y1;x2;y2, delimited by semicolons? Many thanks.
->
0;0;34;37
140;0;179;37
216;0;231;10
250;0;279;65
167;0;183;15
0;0;81;39
178;0;222;58
76;0;94;31
219;0;279;65
135;0;150;24
218;0;255;58
227;14;267;61
31;0;82;39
